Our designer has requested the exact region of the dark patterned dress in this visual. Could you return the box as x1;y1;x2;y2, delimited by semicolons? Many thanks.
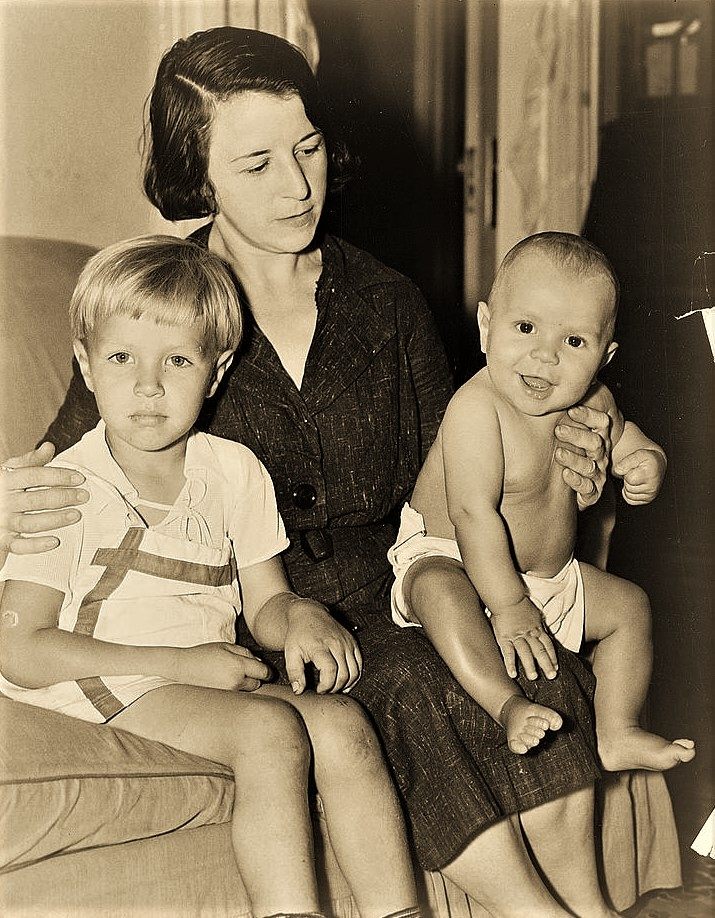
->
46;232;599;870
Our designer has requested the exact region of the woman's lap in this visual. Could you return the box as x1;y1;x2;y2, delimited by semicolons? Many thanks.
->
348;614;600;870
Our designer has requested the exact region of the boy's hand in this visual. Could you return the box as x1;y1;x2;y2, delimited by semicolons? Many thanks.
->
490;598;558;681
283;599;362;695
612;448;667;505
174;643;270;692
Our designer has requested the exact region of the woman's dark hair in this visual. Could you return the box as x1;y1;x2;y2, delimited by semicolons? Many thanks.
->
144;27;350;221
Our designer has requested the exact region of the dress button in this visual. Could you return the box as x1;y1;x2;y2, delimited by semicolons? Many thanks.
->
292;483;317;510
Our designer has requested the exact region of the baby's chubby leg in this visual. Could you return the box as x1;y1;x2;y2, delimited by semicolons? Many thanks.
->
581;563;695;771
404;556;562;754
112;684;320;917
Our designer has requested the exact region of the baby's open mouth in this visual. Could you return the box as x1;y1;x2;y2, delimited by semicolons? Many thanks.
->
520;375;552;391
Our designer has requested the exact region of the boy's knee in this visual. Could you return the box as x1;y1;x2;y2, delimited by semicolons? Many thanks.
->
242;697;310;761
622;580;651;631
312;696;383;770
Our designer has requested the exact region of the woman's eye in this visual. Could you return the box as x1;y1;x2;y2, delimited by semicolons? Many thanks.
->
517;322;534;334
109;352;131;364
246;160;269;175
566;335;584;348
297;140;323;158
168;355;190;368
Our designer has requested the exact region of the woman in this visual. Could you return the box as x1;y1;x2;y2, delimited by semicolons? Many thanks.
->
2;28;622;917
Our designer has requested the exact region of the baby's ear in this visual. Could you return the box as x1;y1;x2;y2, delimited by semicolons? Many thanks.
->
207;349;235;398
477;301;491;354
601;341;618;368
73;340;95;393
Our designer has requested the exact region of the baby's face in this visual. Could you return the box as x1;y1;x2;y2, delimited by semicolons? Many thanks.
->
74;314;222;457
479;253;617;417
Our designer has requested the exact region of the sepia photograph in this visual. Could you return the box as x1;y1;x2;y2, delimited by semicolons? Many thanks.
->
0;1;712;915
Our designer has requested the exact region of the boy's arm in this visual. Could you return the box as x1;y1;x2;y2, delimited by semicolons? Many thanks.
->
0;580;269;692
240;555;362;694
441;386;557;680
587;383;667;505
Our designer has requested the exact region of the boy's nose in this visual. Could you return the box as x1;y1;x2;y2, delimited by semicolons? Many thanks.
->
133;373;164;397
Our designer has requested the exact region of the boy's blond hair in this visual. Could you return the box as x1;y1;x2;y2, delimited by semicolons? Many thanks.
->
70;235;242;357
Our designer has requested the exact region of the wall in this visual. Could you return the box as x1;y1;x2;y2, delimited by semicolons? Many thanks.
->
0;0;227;247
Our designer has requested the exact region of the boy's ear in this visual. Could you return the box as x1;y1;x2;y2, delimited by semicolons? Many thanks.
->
207;349;235;398
477;301;491;354
73;340;95;393
601;341;618;368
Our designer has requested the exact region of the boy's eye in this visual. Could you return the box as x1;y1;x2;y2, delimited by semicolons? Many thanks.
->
517;322;534;334
566;335;584;348
168;355;191;368
108;352;131;364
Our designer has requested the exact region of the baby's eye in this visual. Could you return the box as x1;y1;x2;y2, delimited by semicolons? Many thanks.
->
517;322;534;334
168;355;191;368
566;335;584;348
108;352;131;365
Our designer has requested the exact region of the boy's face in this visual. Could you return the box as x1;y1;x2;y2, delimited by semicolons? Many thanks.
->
478;253;618;417
74;315;233;456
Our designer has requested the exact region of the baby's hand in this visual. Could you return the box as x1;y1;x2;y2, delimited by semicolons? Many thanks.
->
174;643;270;692
283;598;362;695
612;448;667;505
490;598;557;681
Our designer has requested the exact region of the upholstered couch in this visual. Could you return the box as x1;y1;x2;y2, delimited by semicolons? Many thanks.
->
0;236;683;917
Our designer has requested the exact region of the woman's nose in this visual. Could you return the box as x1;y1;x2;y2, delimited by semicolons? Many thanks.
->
282;158;310;200
133;370;164;397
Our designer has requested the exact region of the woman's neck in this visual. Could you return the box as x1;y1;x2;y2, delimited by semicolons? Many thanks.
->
208;219;322;315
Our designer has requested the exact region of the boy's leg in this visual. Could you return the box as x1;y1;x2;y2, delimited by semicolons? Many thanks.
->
519;786;618;917
258;684;418;918
580;563;695;771
112;684;320;917
405;557;562;754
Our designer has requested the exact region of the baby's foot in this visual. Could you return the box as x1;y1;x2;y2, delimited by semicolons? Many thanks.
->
499;694;563;755
598;725;695;771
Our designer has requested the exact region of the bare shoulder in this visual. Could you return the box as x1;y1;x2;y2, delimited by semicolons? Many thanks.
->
445;369;496;421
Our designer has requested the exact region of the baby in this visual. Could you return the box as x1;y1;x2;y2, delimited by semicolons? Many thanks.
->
390;232;695;772
0;236;419;918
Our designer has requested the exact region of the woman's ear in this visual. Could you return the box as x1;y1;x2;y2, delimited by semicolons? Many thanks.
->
601;341;619;368
477;301;491;354
73;341;95;393
207;349;235;398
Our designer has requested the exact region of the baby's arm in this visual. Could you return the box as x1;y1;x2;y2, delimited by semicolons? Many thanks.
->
586;383;667;505
240;556;361;694
0;580;269;692
441;386;557;681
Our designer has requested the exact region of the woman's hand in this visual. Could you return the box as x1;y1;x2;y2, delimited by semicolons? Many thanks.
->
1;443;89;559
172;643;271;692
283;598;363;695
554;405;611;510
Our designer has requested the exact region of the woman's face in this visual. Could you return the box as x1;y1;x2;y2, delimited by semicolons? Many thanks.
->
207;91;328;255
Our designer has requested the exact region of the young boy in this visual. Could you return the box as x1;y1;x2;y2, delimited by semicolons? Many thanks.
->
390;232;695;772
0;237;419;918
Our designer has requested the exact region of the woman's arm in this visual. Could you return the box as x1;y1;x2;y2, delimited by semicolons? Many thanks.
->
240;555;362;694
0;579;270;692
1;363;99;559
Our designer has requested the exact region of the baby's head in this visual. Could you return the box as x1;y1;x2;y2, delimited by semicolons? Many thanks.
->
478;232;619;416
70;235;242;452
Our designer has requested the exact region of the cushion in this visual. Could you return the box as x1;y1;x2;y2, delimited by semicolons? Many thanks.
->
0;697;235;872
0;235;97;459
